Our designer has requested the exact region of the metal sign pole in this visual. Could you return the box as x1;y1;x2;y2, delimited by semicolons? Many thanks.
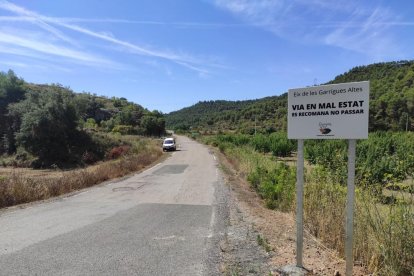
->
345;139;356;276
296;139;304;267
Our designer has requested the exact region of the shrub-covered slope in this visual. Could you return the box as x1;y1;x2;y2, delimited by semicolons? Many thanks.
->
166;60;414;133
0;70;165;167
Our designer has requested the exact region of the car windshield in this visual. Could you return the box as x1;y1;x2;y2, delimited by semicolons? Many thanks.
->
164;140;174;144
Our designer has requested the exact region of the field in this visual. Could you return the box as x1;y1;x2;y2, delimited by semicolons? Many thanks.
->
0;135;163;209
202;132;414;275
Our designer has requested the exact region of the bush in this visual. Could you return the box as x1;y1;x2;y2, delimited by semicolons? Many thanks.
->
81;151;97;165
207;132;295;157
106;145;130;160
247;162;295;211
250;132;295;156
112;125;135;135
304;132;414;189
251;134;271;153
10;89;81;165
268;132;295;157
357;132;414;186
216;133;250;146
191;132;200;140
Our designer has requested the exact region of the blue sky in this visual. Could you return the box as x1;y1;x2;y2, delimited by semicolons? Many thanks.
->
0;0;413;113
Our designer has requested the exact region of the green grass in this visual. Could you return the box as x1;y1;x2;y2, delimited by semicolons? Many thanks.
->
257;234;272;252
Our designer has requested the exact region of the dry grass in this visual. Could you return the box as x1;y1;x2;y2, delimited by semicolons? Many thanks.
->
0;139;163;208
305;168;414;275
304;174;347;256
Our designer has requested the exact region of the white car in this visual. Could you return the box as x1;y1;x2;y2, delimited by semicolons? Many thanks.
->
162;138;176;151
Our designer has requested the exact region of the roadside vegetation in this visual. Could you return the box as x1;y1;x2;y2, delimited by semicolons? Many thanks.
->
202;132;414;275
166;60;414;274
0;70;166;208
0;70;165;168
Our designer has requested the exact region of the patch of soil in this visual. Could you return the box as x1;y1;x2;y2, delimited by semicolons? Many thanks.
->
216;149;369;276
220;180;272;275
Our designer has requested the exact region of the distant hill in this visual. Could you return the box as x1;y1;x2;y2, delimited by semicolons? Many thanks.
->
166;60;414;133
166;96;288;134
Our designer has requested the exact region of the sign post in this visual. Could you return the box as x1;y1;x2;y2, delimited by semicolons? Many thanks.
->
296;139;304;267
287;81;369;275
345;139;356;276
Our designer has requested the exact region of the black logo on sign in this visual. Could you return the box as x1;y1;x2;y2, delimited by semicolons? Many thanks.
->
319;122;332;134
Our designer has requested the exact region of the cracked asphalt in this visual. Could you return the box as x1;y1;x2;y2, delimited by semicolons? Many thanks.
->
0;136;229;276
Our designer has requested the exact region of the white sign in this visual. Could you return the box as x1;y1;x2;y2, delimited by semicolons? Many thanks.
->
288;81;369;139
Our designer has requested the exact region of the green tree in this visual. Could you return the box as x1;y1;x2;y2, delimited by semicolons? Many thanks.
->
9;87;81;165
0;70;26;154
84;118;98;129
141;111;165;136
73;93;104;121
115;104;143;126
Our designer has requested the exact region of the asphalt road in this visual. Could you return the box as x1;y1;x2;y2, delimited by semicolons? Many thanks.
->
0;136;229;276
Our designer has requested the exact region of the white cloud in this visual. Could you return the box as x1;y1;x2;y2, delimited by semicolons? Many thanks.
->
0;60;28;68
214;0;289;34
0;16;252;28
214;0;404;59
323;7;399;58
0;0;216;75
215;0;285;19
0;1;76;45
0;29;118;67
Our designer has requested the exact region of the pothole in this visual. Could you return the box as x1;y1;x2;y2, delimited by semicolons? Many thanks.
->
112;187;136;192
153;164;189;175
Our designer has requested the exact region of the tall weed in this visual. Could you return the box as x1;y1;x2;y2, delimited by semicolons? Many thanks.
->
357;190;414;275
304;166;347;252
304;167;414;275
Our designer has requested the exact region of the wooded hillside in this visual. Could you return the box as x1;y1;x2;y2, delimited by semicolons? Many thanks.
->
166;60;414;133
0;70;165;167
